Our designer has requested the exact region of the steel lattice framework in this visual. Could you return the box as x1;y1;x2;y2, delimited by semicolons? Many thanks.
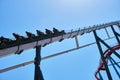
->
0;20;120;80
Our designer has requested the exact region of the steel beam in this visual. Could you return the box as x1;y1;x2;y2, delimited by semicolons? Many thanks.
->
108;56;120;69
75;36;79;48
111;25;120;44
108;62;120;67
0;37;115;73
98;37;120;58
108;56;120;79
105;28;110;38
98;72;104;80
93;30;113;80
34;46;44;80
0;21;120;58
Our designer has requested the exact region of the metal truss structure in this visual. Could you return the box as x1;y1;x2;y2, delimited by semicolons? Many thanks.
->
0;21;120;80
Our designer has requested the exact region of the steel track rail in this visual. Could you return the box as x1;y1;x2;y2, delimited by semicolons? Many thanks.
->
0;21;120;58
0;37;115;73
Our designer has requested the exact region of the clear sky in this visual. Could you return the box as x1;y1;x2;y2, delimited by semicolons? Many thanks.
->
0;0;120;80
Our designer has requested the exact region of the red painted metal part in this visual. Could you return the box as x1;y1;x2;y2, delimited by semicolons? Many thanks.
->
94;44;120;80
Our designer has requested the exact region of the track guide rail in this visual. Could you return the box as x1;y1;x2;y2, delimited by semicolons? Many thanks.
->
0;21;120;58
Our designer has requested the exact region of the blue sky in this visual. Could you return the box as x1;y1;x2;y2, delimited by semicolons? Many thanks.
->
0;0;120;80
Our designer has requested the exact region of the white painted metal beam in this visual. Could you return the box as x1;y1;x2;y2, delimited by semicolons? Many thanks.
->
0;21;120;58
0;37;115;73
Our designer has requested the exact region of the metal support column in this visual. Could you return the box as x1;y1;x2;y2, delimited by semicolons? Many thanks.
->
108;56;120;79
111;25;120;44
93;30;113;80
105;28;110;38
75;36;79;48
34;46;44;80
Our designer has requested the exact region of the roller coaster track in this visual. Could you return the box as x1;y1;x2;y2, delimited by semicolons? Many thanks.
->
0;20;120;80
0;21;120;58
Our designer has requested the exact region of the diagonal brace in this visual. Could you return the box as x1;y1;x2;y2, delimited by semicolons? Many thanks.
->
108;56;120;79
111;26;120;44
97;36;120;59
93;30;113;80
